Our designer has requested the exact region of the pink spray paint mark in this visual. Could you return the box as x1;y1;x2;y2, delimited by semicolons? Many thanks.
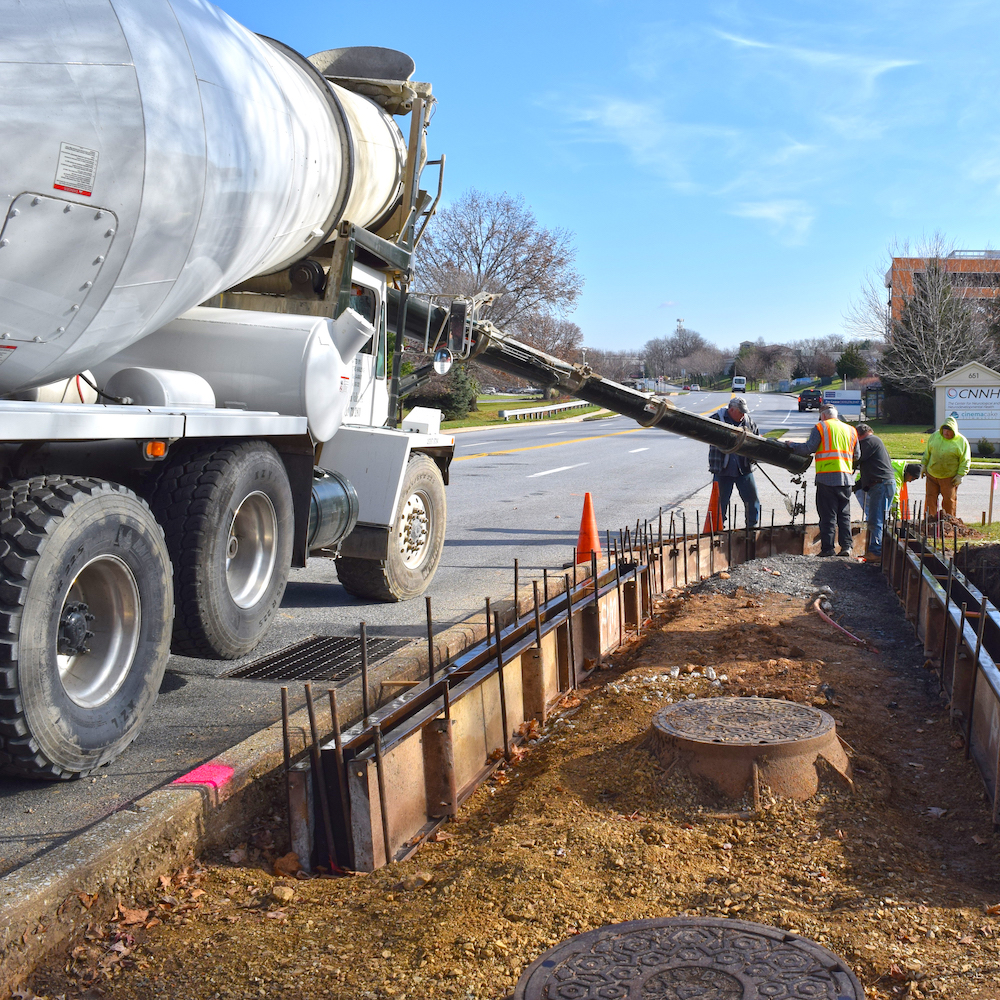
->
172;763;234;790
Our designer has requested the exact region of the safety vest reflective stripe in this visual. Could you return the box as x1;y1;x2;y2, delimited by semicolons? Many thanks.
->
814;420;857;474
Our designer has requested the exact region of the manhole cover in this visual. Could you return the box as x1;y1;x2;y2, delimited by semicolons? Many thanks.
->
650;697;851;800
225;635;410;683
512;917;864;999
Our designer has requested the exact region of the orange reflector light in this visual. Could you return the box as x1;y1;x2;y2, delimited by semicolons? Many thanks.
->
144;440;167;459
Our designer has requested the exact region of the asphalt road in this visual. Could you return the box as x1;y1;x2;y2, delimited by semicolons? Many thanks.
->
2;390;995;874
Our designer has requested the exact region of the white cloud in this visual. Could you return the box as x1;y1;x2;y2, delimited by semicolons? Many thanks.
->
732;200;815;243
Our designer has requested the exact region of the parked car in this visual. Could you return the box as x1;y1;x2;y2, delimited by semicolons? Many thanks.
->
798;388;823;411
482;386;498;394
689;384;700;391
682;384;691;391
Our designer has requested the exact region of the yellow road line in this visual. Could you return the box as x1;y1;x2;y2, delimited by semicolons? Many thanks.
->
454;396;728;462
454;427;645;461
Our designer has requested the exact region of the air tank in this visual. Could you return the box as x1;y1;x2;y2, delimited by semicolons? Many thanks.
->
0;0;408;393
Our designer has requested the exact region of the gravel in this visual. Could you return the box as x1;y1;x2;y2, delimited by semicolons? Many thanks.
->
695;554;924;673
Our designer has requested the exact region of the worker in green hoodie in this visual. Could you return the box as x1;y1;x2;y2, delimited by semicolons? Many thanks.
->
922;416;971;517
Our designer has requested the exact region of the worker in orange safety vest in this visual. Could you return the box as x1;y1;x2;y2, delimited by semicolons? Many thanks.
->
784;404;861;556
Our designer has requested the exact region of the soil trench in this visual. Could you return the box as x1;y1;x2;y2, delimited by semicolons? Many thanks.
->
22;557;1000;1000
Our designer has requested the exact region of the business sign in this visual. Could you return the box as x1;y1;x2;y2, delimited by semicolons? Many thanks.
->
945;385;1000;425
821;389;862;419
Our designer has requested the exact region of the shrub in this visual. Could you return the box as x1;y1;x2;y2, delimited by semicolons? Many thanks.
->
978;437;996;458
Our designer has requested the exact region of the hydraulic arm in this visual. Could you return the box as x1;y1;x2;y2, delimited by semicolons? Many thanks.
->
389;292;812;476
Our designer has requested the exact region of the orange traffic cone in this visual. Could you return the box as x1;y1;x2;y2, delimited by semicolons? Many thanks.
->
899;481;909;521
575;492;602;564
703;481;722;533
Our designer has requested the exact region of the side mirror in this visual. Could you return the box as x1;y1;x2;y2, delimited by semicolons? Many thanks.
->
433;348;453;375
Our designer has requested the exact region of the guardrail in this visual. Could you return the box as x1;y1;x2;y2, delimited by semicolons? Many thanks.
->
498;400;594;421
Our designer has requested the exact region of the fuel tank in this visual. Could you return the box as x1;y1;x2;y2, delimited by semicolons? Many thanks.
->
0;0;407;392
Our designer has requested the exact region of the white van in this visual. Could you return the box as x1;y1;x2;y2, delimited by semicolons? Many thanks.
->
731;376;747;392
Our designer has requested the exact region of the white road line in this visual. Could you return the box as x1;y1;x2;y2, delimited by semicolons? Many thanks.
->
527;463;588;478
628;447;649;453
459;439;500;447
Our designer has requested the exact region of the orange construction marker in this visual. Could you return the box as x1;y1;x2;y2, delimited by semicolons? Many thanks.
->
575;492;601;564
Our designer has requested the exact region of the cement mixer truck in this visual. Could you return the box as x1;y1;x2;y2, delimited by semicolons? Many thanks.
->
0;0;810;779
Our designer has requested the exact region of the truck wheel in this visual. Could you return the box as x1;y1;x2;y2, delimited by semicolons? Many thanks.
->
151;441;293;659
336;454;446;601
0;477;173;779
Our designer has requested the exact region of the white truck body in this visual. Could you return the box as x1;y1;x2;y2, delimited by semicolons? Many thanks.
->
0;0;454;778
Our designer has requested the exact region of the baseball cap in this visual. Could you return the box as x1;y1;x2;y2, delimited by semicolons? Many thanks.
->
729;396;748;413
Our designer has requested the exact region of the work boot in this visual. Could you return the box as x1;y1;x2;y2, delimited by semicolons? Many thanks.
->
819;550;836;557
838;548;852;557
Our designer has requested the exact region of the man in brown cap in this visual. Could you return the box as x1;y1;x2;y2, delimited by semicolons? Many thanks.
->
707;396;761;528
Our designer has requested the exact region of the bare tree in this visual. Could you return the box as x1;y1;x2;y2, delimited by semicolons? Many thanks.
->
416;189;583;329
514;313;583;361
585;349;644;383
643;336;673;377
879;259;1000;394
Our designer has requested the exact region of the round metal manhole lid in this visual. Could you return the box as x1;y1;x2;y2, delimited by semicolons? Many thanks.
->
512;917;864;999
653;696;834;747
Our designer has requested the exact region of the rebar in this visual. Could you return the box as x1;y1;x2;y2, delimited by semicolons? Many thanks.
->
425;595;435;685
360;622;370;723
492;611;511;759
373;725;392;864
305;683;336;872
533;579;543;648
564;573;577;690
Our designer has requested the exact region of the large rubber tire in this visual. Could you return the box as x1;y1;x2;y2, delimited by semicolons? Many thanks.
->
150;441;293;659
0;477;173;779
336;453;446;601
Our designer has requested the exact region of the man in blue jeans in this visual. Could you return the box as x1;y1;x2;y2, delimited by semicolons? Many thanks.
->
707;397;761;528
854;423;895;556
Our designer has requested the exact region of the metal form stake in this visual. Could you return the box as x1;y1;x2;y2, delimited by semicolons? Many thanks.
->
606;530;612;571
514;558;520;622
658;511;665;593
360;622;370;723
327;687;352;865
615;547;624;645
425;596;435;685
950;602;968;722
543;568;549;606
281;686;294;850
966;595;989;758
304;683;336;871
564;573;577;690
572;555;578;589
532;580;543;648
591;550;600;605
372;725;392;865
938;560;955;692
485;596;492;645
695;511;701;583
671;523;678;589
492;611;511;760
681;513;688;586
770;509;775;558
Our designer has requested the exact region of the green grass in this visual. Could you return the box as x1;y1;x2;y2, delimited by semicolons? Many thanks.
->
863;419;1000;469
438;397;600;429
764;429;787;439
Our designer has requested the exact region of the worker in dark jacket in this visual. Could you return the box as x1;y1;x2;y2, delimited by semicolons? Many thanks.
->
853;423;895;557
707;396;760;528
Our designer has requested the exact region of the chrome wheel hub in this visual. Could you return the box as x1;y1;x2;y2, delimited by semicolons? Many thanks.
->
56;555;141;709
226;491;277;608
397;490;431;569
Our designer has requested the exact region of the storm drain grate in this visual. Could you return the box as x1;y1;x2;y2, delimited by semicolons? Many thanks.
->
226;635;411;683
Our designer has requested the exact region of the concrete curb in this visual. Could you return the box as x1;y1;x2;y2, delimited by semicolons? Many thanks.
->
0;581;567;993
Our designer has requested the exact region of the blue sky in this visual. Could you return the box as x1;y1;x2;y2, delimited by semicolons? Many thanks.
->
220;0;1000;352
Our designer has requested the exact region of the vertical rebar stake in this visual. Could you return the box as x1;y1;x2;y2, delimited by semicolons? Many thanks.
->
281;686;294;852
485;596;492;646
493;611;511;760
327;687;352;866
360;622;370;724
966;595;989;758
514;558;520;622
606;530;612;571
564;573;577;690
373;725;392;865
425;595;435;686
543;568;549;606
533;580;543;648
658;511;665;592
682;513;688;586
591;549;599;606
304;682;336;872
